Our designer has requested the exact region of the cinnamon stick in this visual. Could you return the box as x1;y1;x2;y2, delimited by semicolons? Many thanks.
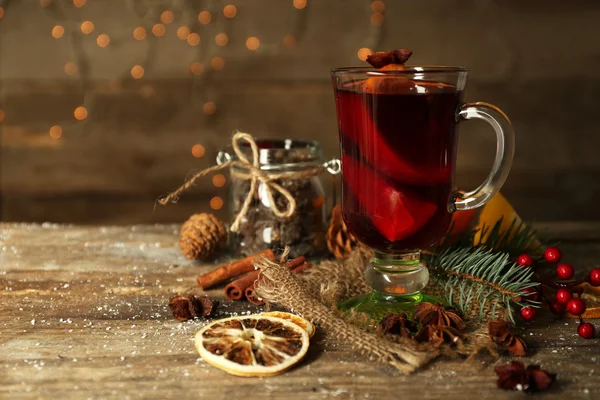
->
196;249;274;290
224;256;306;301
245;261;313;305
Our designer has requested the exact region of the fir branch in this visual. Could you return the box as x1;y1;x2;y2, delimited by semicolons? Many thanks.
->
426;247;540;322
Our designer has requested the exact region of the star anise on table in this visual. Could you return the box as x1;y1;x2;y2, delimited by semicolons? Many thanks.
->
377;313;418;338
495;361;555;392
413;324;463;347
168;295;218;321
488;320;527;356
413;302;466;331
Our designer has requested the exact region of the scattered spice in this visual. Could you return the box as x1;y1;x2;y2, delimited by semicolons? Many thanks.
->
376;313;417;338
488;320;527;356
413;324;462;347
168;295;218;321
413;302;466;331
196;249;275;289
495;361;555;392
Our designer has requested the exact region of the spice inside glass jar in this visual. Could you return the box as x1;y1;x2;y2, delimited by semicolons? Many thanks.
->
218;139;327;258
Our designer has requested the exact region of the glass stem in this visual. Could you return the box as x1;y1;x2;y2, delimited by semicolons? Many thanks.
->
365;250;429;296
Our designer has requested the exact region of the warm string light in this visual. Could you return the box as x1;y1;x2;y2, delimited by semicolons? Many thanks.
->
74;106;88;121
283;35;296;48
189;62;204;75
80;21;94;34
49;125;63;139
73;0;86;8
210;196;224;210
64;62;78;75
210;57;225;71
293;0;307;10
246;36;260;51
40;0;52;7
152;23;165;37
212;174;226;188
52;25;65;39
187;33;200;46
198;11;211;24
357;47;372;61
371;0;385;12
177;26;190;40
130;65;144;79
133;27;146;40
223;5;237;18
203;101;217;115
370;12;384;26
96;34;110;47
191;144;205;158
215;33;228;46
160;11;174;25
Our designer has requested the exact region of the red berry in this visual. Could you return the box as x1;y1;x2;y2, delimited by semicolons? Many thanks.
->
544;246;562;263
578;322;595;339
555;289;573;303
520;307;537;320
556;263;574;280
522;287;540;302
566;298;586;315
517;254;534;267
589;268;600;286
550;300;565;315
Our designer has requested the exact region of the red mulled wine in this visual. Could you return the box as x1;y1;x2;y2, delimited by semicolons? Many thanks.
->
334;81;463;252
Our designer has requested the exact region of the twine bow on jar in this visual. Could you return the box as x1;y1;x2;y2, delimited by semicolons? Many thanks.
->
158;132;340;232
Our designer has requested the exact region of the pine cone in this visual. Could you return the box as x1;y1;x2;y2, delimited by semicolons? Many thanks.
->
327;205;357;259
180;213;227;260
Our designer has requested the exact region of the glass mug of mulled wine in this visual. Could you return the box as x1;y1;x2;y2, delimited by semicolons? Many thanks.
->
331;50;514;318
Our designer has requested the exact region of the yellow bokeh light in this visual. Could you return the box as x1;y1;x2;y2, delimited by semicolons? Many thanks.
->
64;62;78;76
130;65;144;79
198;11;211;24
210;57;225;71
152;23;166;37
191;144;205;158
73;0;86;8
80;21;94;34
212;174;226;188
52;25;65;39
189;62;204;75
0;109;5;123
74;106;88;121
223;5;237;18
215;33;228;46
203;101;217;115
371;0;385;13
246;36;260;51
283;35;296;48
133;27;147;40
210;196;224;210
160;10;174;24
370;12;384;26
96;34;110;48
187;33;200;46
177;26;190;40
357;47;372;61
49;125;63;139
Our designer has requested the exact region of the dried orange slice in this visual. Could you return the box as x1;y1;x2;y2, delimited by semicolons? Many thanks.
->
195;315;309;377
262;311;316;338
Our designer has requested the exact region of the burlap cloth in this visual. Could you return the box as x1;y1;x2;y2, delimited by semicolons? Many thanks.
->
254;246;504;374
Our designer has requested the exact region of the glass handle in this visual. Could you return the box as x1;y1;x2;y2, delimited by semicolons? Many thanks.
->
454;102;515;211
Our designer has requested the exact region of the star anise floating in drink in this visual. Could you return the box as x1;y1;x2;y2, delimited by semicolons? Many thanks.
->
495;361;555;392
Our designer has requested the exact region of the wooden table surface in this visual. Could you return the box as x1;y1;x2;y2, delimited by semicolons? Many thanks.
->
1;222;599;400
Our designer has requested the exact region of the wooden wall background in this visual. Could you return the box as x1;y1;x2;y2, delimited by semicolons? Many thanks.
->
1;0;599;225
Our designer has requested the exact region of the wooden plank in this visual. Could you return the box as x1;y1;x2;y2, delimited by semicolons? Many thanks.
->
1;223;600;399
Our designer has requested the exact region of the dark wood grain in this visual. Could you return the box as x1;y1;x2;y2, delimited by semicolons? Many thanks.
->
1;223;599;399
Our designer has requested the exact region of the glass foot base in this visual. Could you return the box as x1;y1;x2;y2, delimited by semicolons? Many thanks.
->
338;291;444;322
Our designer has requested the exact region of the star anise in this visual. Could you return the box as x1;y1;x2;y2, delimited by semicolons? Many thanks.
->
377;313;417;338
413;324;463;347
168;295;218;321
413;302;466;331
495;361;555;392
488;320;527;356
